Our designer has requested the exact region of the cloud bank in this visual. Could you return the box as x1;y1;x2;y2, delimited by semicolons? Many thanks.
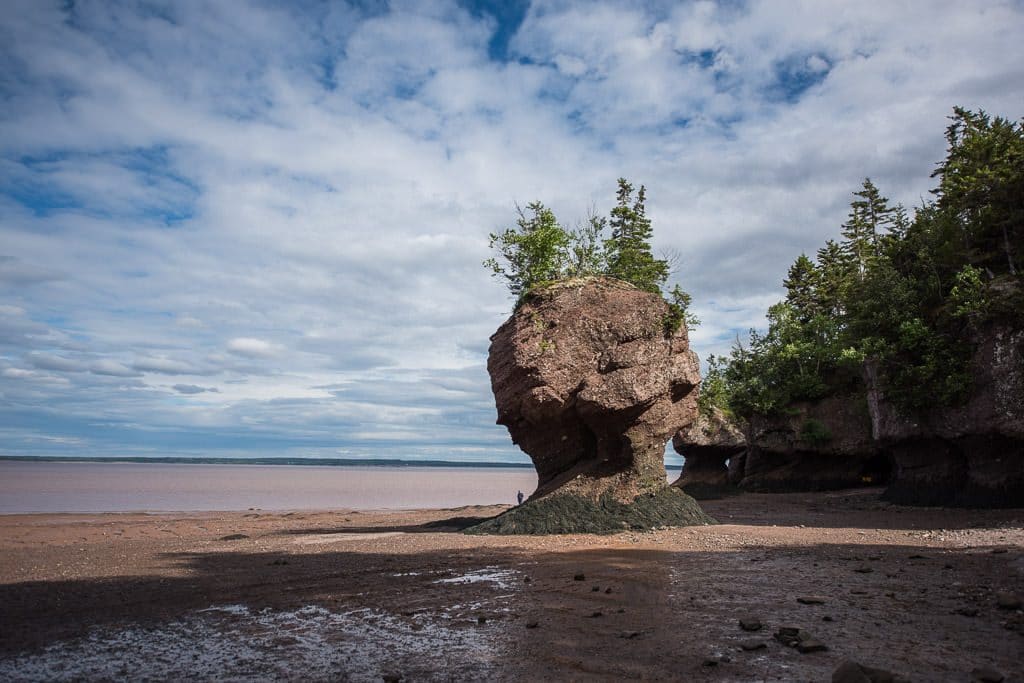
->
1;0;1022;463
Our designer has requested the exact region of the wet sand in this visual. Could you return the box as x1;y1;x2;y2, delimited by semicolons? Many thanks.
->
1;489;1022;681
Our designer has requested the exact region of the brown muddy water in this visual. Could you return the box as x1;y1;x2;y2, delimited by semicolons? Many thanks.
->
0;461;547;513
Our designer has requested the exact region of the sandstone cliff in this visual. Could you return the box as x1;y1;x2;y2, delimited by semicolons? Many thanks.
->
867;321;1024;506
473;277;714;534
738;395;891;492
670;407;745;498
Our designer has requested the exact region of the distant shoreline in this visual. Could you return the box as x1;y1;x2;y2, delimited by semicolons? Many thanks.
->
0;455;546;469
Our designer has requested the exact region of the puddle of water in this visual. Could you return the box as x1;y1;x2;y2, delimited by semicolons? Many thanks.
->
0;603;504;682
433;566;519;591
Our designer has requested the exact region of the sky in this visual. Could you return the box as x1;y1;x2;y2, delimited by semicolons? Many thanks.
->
1;1;1023;465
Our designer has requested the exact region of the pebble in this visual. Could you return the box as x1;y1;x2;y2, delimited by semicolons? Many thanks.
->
739;618;763;632
740;640;767;651
957;607;979;617
798;596;827;604
832;659;905;683
525;620;539;629
995;592;1021;610
972;666;1005;682
796;639;828;653
854;566;874;574
574;573;586;581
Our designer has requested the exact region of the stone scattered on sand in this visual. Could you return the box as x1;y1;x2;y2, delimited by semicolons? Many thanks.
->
797;596;827;604
739;640;767;651
854;566;874;574
589;611;603;618
972;666;1005;682
525;620;539;629
220;533;249;541
995;592;1022;610
605;587;613;594
822;615;835;622
738;618;763;632
774;626;828;653
574;573;586;581
796;639;829;654
957;607;980;617
591;586;600;592
381;673;402;683
832;659;907;683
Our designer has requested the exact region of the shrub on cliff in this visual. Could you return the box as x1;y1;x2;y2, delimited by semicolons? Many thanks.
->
484;179;698;329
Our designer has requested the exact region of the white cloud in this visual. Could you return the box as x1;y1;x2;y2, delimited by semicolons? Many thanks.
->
0;0;1021;459
226;338;279;359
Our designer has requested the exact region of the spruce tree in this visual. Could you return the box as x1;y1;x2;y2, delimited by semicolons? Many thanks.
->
605;178;669;293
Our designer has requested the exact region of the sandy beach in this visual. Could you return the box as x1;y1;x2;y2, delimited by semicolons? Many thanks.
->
1;489;1022;681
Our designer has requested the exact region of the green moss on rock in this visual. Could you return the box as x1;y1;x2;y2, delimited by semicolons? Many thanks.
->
465;487;716;535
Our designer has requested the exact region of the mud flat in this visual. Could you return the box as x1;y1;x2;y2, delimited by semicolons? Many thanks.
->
1;490;1022;681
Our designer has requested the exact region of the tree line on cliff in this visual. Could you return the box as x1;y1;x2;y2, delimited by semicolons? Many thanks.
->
702;107;1023;419
484;178;698;333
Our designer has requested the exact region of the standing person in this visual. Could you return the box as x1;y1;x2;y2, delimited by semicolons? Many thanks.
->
517;490;524;505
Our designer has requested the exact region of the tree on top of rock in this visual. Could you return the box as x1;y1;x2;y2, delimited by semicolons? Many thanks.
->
605;178;670;293
484;201;570;301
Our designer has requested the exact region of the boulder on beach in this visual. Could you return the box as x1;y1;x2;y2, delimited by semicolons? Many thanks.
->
470;276;714;534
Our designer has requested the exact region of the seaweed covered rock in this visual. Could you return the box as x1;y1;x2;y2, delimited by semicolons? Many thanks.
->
670;407;746;499
474;277;713;534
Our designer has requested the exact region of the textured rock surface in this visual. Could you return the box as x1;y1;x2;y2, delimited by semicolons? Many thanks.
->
478;277;713;533
739;395;891;492
868;323;1024;507
670;407;745;498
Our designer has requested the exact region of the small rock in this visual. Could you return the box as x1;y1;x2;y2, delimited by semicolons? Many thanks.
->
524;576;532;583
944;563;954;569
991;548;1009;554
591;586;600;592
219;533;249;541
740;640;767;651
619;631;641;639
574;573;586;581
605;587;613;594
822;615;834;622
972;666;1005;682
381;674;402;683
589;611;603;618
477;616;487;624
832;659;906;683
702;658;718;668
995;592;1022;610
908;554;926;560
957;607;979;617
854;567;874;574
525;620;539;629
739;618;763;632
797;639;828;654
798;596;827;605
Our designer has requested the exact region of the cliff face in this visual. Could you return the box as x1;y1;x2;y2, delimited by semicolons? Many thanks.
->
670;407;746;498
866;322;1024;506
737;395;889;492
477;277;713;533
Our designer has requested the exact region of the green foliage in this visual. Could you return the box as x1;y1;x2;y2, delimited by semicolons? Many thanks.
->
799;418;833;446
605;178;671;293
696;354;731;416
484;202;569;301
662;284;700;336
715;107;1020;419
485;180;697;330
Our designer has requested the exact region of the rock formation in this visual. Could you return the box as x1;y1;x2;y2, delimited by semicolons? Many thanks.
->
473;277;714;534
670;407;746;498
737;395;892;492
867;321;1024;507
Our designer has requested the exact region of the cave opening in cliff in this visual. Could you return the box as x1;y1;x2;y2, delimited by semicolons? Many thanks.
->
860;452;894;486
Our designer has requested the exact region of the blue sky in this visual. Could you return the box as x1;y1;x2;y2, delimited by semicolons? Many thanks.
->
1;0;1023;464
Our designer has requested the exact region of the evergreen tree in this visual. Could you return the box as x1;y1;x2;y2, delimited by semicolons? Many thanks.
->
783;254;820;321
841;178;895;276
605;178;670;293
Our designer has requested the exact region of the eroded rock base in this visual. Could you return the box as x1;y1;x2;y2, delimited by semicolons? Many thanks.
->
466;487;716;535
